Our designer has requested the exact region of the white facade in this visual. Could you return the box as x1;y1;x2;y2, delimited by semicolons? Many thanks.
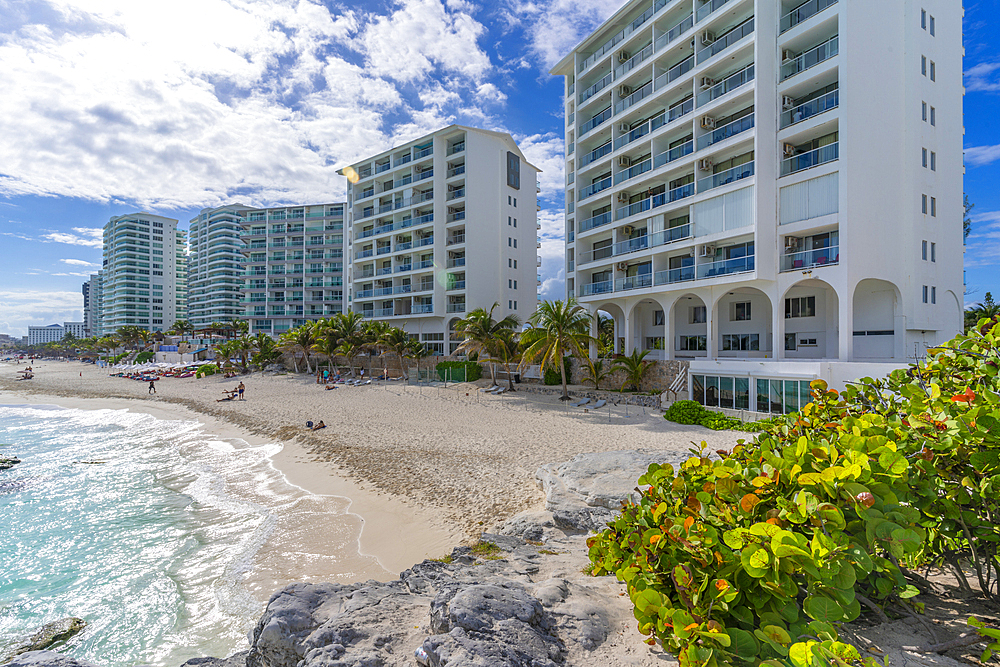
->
340;125;540;355
63;322;86;338
240;203;347;336
188;206;249;329
101;213;183;332
86;271;104;337
551;0;963;411
27;324;65;345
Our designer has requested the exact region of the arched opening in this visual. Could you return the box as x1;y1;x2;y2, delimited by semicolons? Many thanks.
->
780;279;840;360
628;298;668;360
713;287;773;359
593;302;626;357
671;293;708;359
852;279;900;360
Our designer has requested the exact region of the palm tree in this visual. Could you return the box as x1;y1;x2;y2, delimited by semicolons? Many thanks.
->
380;327;412;378
494;329;521;391
582;358;614;391
614;348;653;392
520;299;595;400
251;332;281;373
407;340;431;382
966;292;1000;332
116;325;143;351
214;340;237;371
312;326;341;374
278;324;318;374
454;303;521;386
232;335;255;372
362;320;391;376
336;341;361;377
168;320;195;338
597;313;615;356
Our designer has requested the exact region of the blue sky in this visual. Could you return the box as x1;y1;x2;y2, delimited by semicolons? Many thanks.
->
0;0;996;336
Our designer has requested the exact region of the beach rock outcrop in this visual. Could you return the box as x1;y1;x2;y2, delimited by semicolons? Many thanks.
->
0;652;101;667
0;618;87;664
0;456;21;471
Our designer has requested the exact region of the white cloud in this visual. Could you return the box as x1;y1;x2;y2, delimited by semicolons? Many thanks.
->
965;60;1000;92
60;259;100;267
503;0;625;70
535;208;567;301
516;132;565;201
41;228;103;248
0;290;83;336
965;144;1000;167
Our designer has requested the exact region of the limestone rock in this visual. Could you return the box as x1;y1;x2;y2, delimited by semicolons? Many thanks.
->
1;618;87;664
0;651;100;667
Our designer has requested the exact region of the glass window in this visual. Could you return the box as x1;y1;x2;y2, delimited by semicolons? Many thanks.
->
922;240;928;260
931;152;936;171
922;285;928;303
922;194;928;213
921;9;926;28
931;242;936;262
654;310;665;326
930;107;936;125
692;305;707;323
921;55;927;76
735;378;750;410
931;197;937;217
799;381;812;411
720;377;734;409
932;287;936;304
784;380;799;414
692;375;705;404
930;61;936;81
705;376;720;407
756;379;769;412
922;148;928;167
930;15;935;35
734;301;751;321
785;333;797;351
770;380;783;414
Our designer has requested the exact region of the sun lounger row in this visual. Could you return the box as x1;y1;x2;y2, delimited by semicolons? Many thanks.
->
571;397;606;409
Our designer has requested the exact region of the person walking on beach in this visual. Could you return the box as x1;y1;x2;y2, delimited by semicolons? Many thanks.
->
237;382;245;400
148;380;156;394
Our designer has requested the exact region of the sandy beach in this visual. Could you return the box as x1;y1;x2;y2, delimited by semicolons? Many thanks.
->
0;360;741;583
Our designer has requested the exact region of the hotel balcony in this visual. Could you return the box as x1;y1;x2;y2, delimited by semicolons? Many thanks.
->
781;142;839;176
780;0;838;34
780;89;839;129
780;36;838;82
781;245;840;272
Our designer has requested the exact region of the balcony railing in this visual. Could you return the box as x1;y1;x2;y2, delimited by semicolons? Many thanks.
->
577;2;655;73
781;142;839;176
655;14;694;51
697;63;755;107
615;80;653;114
447;187;466;200
697;113;755;150
417;259;435;269
375;162;391;175
567;112;575;125
447;257;466;268
615;273;653;291
697;160;755;192
651;223;693;247
654;55;694;90
615;41;654;79
374;287;393;297
376;246;391;255
417;235;435;247
579;72;613;105
415;169;434;182
697;255;755;279
446;303;466;313
396;242;413;251
698;17;754;64
450;142;465;154
780;89;839;129
447;211;466;222
580;106;613;137
580;245;614;265
614;236;649;255
615;182;694;220
413;304;434;314
653;139;694;169
781;0;838;34
697;0;732;23
414;145;433;159
579;210;613;233
668;97;695;122
615;157;653;185
356;290;374;299
580;280;613;297
396;153;412;166
447;165;465;178
395;264;413;273
372;308;394;317
781;245;840;272
579;141;612;168
579;175;613;201
355;249;374;259
393;285;412;295
781;36;838;81
447;234;466;245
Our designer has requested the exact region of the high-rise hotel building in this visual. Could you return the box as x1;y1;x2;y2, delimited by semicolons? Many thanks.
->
100;213;185;332
551;0;962;411
188;205;248;329
339;125;540;355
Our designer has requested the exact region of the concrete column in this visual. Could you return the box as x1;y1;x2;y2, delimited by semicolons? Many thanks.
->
705;290;716;361
839;285;853;362
623;304;633;355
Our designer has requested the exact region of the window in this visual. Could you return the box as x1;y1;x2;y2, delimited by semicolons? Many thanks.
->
654;310;664;326
922;240;928;260
513;218;517;227
798;337;818;347
921;9;926;29
931;242;936;262
785;333;797;351
931;197;937;217
922;285;928;303
722;333;759;351
931;287;937;304
922;194;928;213
785;296;816;318
508;238;512;247
922;55;927;76
922;101;927;121
514;198;517;207
508;216;512;225
691;305;707;324
513;259;517;268
922;148;928;167
513;280;517;289
513;238;517;248
678;335;707;351
930;107;936;125
514;301;518;310
509;300;512;309
931;152;936;171
733;301;752;321
930;15;935;35
506;152;520;189
508;279;512;288
930;61;936;81
508;258;512;267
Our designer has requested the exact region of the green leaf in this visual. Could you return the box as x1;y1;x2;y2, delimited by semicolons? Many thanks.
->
741;544;771;578
726;628;759;659
898;585;920;599
723;529;745;549
635;588;661;614
804;595;846;622
788;641;816;667
878;450;908;475
762;624;792;644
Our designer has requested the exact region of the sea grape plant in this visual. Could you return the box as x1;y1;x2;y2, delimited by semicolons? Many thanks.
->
588;381;923;667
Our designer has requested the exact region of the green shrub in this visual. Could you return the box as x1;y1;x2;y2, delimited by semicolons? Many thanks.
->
544;356;573;385
195;365;217;378
135;351;153;364
109;353;127;364
665;401;782;432
436;360;482;382
664;400;708;425
591;381;923;667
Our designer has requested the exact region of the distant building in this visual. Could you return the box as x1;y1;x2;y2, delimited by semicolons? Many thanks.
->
187;205;252;330
63;322;86;339
27;324;65;345
82;280;91;336
86;271;104;337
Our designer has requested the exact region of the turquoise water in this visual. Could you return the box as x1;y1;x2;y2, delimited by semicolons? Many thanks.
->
0;404;373;666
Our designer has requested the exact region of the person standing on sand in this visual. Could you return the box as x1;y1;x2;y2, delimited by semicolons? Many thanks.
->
237;382;245;400
148;380;156;394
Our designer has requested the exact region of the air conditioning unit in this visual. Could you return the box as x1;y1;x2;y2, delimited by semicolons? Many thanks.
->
699;76;716;90
688;248;697;257
781;49;796;63
782;143;797;158
623;225;635;236
618;123;631;133
617;192;631;203
784;236;800;251
698;158;714;171
700;115;716;129
616;262;629;271
617;155;631;168
781;95;796;110
700;244;716;257
618;84;632;98
700;30;716;45
618;50;630;63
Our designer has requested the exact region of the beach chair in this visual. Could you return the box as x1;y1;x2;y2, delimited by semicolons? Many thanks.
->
479;385;499;393
592;399;607;409
571;397;591;408
493;387;507;395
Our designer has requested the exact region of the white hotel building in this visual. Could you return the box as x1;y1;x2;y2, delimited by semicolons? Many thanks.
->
340;125;540;356
551;0;963;412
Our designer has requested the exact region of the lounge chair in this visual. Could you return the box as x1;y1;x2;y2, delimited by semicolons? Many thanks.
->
571;397;591;408
479;385;500;393
591;399;607;409
493;387;507;395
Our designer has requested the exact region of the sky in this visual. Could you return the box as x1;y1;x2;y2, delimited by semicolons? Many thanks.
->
0;0;997;337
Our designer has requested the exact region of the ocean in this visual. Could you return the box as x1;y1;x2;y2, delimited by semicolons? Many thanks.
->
0;403;384;666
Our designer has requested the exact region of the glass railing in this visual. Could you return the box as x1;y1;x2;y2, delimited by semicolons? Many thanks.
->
654;55;695;90
448;280;467;290
697;0;732;23
580;141;613;168
781;36;838;81
356;249;374;259
446;304;466;313
450;142;465;154
375;162;391;175
781;245;839;272
396;242;413;251
651;224;693;246
393;285;412;295
781;142;839;176
447;165;465;177
358;189;375;200
579;72;613;105
567;142;575;155
668;97;695;122
615;41;654;79
417;259;435;268
615;157;652;185
698;17;754;63
414;304;434;314
578;3;655;73
580;211;613;233
373;287;393;297
567;172;575;185
697;113;754;150
392;174;413;189
448;211;466;222
615;80;653;114
615;182;694;220
697;254;755;279
614;116;656;150
581;280;614;296
396;153;412;166
567;112;575;125
356;290;374;299
579;176;613;200
616;273;653;291
653;140;694;169
414;145;433;159
655;14;694;51
415;170;434;181
614;236;649;255
781;0;837;33
580;106;613;136
447;235;466;245
780;89;838;128
567;82;575;96
417;236;435;246
372;308;394;317
580;245;614;265
447;258;466;268
395;264;413;273
697;63;754;106
447;188;466;200
697;161;755;192
376;246;391;255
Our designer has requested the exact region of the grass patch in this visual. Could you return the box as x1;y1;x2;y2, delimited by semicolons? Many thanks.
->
429;554;453;564
538;549;560;555
471;541;502;558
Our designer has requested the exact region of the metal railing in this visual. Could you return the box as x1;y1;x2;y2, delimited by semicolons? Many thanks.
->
655;266;695;285
697;0;732;23
579;141;613;168
654;55;695;90
697;63;755;106
781;245;839;272
615;41;654;79
446;303;466;313
447;234;466;245
447;165;465;177
697;160;755;192
579;210;613;233
781;36;838;81
580;280;613;296
615;80;653;114
447;187;466;200
697;255;754;279
614;236;649;255
780;89;838;128
614;156;653;185
653;139;694;169
781;142;839;176
697;113;754;150
580;106;613;137
698;17;753;64
577;3;655;73
413;304;434;314
651;223;693;247
579;72;613;105
655;14;694;51
668;97;695;122
579;175;613;200
446;257;466;268
615;182;694;220
781;0;838;33
616;273;653;291
395;264;413;273
579;245;614;265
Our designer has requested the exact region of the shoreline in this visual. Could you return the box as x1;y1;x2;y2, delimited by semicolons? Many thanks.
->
0;381;462;582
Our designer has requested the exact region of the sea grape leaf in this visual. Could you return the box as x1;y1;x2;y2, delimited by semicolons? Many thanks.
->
726;627;759;659
804;595;845;622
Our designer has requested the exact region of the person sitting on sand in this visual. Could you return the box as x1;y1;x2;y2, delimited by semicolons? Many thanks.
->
325;384;337;390
311;421;326;430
